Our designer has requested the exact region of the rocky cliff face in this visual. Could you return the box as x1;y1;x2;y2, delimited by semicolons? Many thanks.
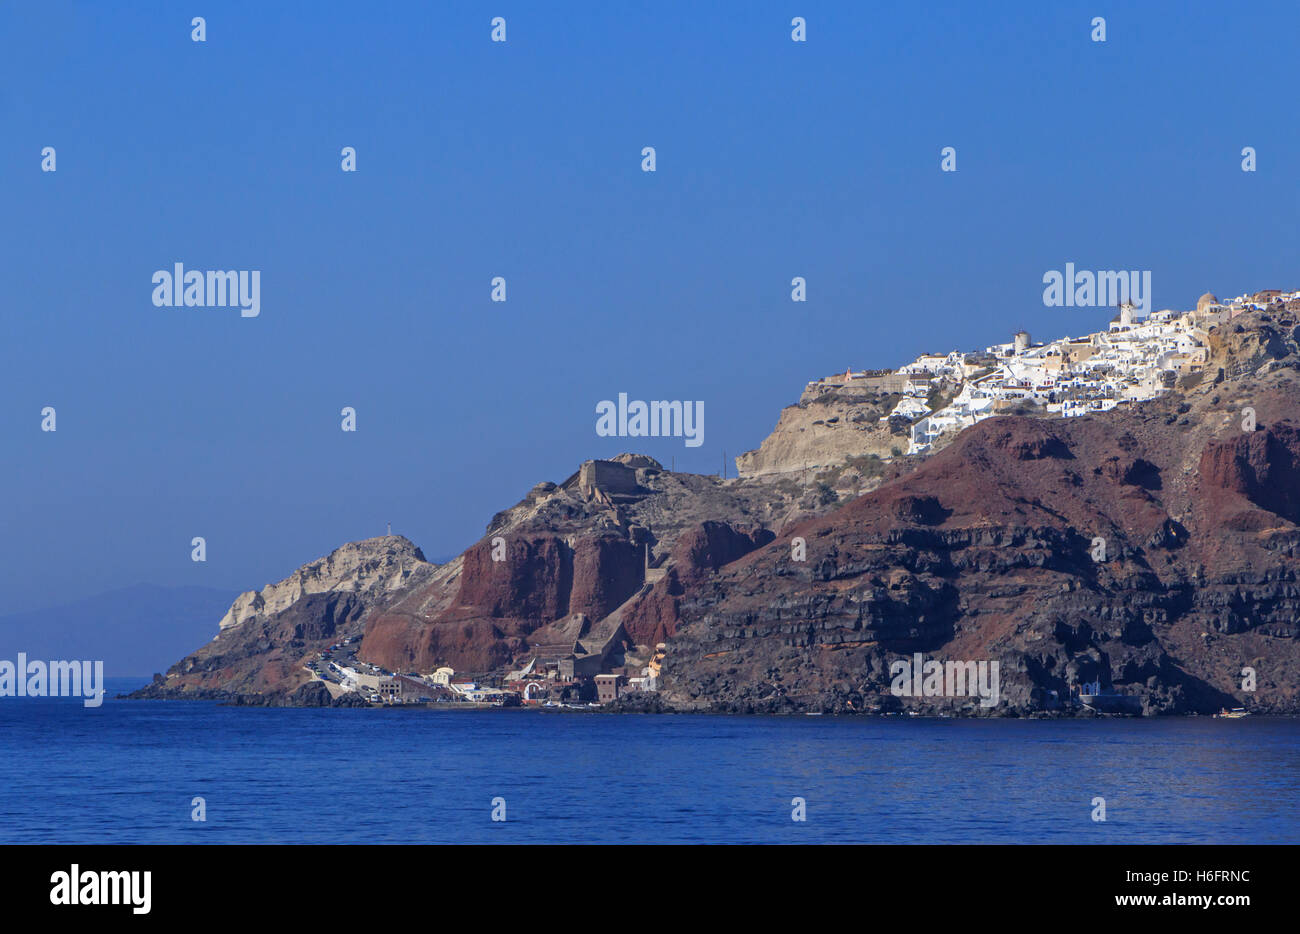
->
360;530;649;674
140;536;435;697
619;521;776;647
357;459;804;675
1199;423;1300;524
136;455;836;699
651;311;1300;716
735;384;906;479
218;536;430;632
136;310;1300;717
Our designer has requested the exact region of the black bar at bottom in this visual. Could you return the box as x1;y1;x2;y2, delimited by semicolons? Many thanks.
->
6;844;1278;920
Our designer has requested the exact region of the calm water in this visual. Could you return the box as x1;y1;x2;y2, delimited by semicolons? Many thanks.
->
1;678;1296;844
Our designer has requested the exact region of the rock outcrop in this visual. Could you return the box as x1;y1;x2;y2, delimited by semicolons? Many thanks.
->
358;470;806;674
136;309;1300;716
735;383;906;479
137;453;841;701
143;536;436;697
361;530;648;674
218;535;429;632
655;311;1300;715
618;520;775;647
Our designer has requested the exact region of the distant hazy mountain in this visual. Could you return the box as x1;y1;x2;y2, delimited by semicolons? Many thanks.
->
0;584;236;678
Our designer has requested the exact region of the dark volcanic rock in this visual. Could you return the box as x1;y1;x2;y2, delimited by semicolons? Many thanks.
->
131;536;434;700
138;311;1300;718
289;680;334;707
618;521;774;646
654;313;1300;717
671;521;776;585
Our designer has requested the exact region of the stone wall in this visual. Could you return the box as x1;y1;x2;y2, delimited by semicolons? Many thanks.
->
578;459;639;497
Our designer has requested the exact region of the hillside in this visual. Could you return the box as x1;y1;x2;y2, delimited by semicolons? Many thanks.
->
136;454;844;701
652;310;1300;715
134;306;1300;715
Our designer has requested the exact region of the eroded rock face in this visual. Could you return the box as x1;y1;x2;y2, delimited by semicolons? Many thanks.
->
350;460;833;677
735;389;905;479
618;521;775;646
656;312;1300;716
140;457;832;702
362;531;648;673
671;521;776;584
1200;424;1300;524
141;537;436;698
139;309;1300;714
218;535;428;632
457;534;574;621
569;535;647;622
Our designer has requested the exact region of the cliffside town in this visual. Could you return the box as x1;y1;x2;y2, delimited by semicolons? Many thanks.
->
133;291;1300;717
739;289;1300;475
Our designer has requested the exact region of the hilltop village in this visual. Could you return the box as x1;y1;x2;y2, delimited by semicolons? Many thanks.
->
774;291;1294;470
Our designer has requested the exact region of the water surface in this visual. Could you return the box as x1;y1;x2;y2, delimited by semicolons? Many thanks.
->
1;679;1294;844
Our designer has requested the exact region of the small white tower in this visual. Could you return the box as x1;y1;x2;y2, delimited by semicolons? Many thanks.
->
1013;330;1031;355
1119;300;1136;328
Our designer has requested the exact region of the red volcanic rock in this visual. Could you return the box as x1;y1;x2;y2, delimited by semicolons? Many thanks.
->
620;579;683;647
364;531;652;672
1200;425;1300;524
458;534;572;619
364;603;538;674
982;420;1073;460
619;521;775;646
670;521;775;585
569;535;645;621
454;532;644;623
888;494;949;525
661;387;1300;714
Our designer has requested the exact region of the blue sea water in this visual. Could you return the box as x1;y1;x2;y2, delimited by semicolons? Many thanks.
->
1;678;1296;844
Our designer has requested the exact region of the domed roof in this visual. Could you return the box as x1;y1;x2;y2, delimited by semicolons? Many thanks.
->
1197;292;1219;311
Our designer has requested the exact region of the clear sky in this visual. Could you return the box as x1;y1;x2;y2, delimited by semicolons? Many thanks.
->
2;1;1297;614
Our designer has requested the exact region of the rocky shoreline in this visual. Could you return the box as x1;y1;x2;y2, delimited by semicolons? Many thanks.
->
131;308;1300;719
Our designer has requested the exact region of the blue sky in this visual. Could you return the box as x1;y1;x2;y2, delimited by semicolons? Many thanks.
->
2;1;1297;613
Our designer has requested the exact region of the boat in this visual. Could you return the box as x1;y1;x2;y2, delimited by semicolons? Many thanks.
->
1214;707;1249;719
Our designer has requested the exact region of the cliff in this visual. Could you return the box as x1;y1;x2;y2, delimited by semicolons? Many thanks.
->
136;308;1300;716
735;382;906;479
136;456;837;699
138;535;435;697
651;311;1300;715
218;536;431;632
357;457;802;674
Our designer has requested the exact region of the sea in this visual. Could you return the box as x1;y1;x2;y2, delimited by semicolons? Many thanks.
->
2;678;1296;844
